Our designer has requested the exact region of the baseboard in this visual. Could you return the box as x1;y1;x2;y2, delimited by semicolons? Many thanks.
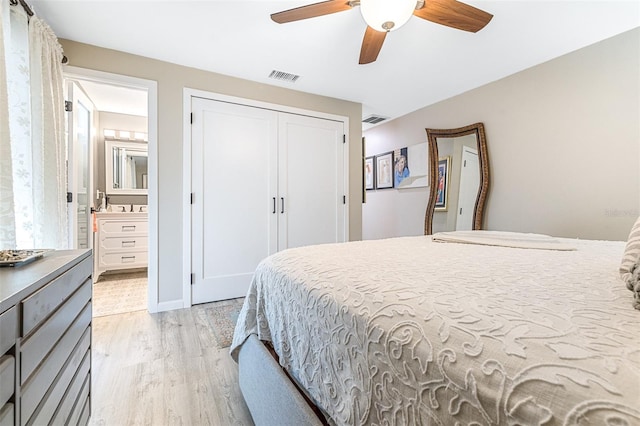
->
156;299;185;312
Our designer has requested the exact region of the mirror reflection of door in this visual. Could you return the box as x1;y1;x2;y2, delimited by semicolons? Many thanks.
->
66;82;95;250
456;146;479;230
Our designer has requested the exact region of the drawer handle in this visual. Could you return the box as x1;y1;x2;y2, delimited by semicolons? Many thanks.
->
121;256;136;263
122;225;136;231
122;240;136;247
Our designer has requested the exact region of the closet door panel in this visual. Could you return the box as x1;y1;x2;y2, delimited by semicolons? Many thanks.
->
278;114;346;249
191;98;278;303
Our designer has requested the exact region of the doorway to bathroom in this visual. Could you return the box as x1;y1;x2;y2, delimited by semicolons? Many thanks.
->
64;67;158;316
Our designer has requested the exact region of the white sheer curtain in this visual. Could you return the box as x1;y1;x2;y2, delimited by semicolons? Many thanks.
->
0;1;16;247
28;15;67;249
0;3;67;249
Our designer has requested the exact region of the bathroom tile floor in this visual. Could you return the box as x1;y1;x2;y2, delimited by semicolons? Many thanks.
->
93;270;147;317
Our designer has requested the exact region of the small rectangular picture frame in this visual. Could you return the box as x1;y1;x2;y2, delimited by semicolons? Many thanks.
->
364;156;375;190
435;156;451;211
375;151;394;189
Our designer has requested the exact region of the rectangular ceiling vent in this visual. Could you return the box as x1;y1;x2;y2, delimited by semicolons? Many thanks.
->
268;70;300;83
362;115;388;124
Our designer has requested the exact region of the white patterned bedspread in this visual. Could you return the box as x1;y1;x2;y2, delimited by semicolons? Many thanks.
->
230;236;640;425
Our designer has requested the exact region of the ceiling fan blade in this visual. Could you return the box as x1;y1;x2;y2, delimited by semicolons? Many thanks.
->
271;1;353;24
359;26;387;64
413;0;493;32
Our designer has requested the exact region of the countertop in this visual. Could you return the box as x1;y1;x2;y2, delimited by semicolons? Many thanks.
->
0;249;91;313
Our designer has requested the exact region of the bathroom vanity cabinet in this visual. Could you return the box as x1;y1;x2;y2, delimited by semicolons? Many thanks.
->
94;212;148;280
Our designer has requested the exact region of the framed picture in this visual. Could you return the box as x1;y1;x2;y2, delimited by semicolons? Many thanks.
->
435;156;451;211
364;156;375;190
394;143;428;189
375;151;394;189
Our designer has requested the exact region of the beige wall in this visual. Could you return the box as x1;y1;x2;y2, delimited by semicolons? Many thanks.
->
60;39;362;304
364;28;640;241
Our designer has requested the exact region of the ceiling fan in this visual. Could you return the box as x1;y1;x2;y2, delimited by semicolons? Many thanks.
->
271;0;493;64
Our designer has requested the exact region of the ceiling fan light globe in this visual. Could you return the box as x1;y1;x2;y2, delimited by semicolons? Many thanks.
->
360;0;416;32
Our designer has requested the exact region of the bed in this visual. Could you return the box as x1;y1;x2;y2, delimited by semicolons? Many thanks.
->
230;233;640;425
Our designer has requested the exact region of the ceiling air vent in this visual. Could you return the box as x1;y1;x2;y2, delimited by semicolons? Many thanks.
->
268;70;300;83
362;115;388;124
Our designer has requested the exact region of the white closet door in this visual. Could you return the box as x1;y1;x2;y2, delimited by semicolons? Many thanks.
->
278;113;346;249
191;98;278;304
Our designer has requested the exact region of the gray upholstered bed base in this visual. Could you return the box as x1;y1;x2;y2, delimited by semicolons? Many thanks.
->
237;335;325;426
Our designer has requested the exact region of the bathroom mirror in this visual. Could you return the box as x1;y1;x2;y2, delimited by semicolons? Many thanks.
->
424;123;489;235
105;141;148;195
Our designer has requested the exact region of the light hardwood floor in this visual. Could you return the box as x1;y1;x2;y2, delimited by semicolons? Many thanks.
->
89;306;254;425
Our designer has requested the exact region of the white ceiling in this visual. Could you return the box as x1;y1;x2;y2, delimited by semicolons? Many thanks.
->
76;80;147;116
32;1;639;129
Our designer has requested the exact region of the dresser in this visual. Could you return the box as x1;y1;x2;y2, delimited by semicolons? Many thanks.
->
0;250;92;426
94;212;148;280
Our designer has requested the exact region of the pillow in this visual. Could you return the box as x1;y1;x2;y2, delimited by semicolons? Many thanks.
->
620;216;640;290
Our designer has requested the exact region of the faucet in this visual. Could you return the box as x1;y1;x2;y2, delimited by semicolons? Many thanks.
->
120;206;126;213
130;204;134;212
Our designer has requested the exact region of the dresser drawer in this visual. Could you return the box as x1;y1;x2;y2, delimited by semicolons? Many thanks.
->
0;355;14;408
21;279;91;383
100;235;148;251
29;342;90;426
0;306;18;355
21;256;92;336
99;219;148;235
78;395;90;426
20;310;91;424
0;403;13;426
99;251;148;269
53;367;90;426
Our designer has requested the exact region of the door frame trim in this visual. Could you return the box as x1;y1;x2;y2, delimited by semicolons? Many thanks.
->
64;66;159;313
183;88;350;307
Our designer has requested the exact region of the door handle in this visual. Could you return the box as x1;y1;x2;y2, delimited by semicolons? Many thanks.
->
272;197;276;214
281;197;285;214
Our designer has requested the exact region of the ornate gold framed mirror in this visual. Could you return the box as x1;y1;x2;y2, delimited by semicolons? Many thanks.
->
424;123;489;235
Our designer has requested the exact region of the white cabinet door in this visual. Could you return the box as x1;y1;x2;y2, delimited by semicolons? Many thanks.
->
191;98;278;304
190;98;346;304
278;113;345;249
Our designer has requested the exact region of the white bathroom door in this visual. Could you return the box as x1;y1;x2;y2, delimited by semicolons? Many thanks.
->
456;146;479;230
190;97;278;304
277;113;346;249
66;82;94;250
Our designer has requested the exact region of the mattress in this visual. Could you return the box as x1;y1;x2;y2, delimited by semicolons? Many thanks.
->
230;236;640;425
